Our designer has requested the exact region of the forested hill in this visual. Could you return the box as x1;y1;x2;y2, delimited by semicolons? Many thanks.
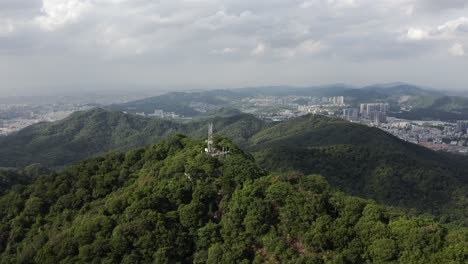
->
247;115;468;225
107;90;237;116
395;95;468;121
0;108;199;167
0;108;269;168
0;135;466;263
1;109;468;224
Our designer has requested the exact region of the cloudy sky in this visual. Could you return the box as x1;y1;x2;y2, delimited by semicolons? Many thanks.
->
1;0;468;95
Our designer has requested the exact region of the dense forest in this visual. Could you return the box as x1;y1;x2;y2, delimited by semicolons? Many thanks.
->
248;115;468;226
1;110;468;226
0;136;466;263
0;108;269;168
394;95;468;121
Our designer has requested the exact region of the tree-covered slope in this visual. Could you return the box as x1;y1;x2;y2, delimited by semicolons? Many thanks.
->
1;110;468;225
247;115;468;225
191;112;275;145
0;108;200;167
0;135;466;263
0;108;269;168
107;91;236;116
106;84;443;116
404;95;468;111
395;95;468;121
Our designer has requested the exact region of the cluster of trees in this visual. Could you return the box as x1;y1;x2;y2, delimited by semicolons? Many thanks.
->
0;164;49;195
395;95;468;121
108;91;235;117
0;135;466;263
2;109;468;226
249;115;468;226
0;108;268;168
0;108;193;167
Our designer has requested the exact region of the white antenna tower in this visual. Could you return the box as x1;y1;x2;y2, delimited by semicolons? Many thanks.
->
207;123;214;153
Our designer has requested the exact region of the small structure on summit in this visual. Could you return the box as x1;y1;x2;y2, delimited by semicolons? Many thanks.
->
204;123;229;158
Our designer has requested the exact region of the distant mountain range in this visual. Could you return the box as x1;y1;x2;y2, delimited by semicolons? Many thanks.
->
1;108;467;225
395;95;468;120
106;83;468;121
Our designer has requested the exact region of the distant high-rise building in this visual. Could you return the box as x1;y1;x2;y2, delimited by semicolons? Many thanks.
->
367;104;380;113
381;103;389;113
359;104;366;114
342;108;359;121
154;109;164;117
373;111;387;124
456;121;468;134
360;103;389;119
335;96;344;105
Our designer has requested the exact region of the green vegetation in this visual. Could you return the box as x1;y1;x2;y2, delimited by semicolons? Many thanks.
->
107;91;237;116
248;115;468;226
403;96;468;111
0;164;49;195
0;108;270;168
0;108;199;167
396;96;468;121
1;109;468;226
0;136;466;263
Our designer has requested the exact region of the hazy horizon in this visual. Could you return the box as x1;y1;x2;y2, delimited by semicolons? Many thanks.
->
1;0;468;96
1;81;468;99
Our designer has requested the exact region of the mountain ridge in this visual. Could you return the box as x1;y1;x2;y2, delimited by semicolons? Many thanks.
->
1;109;468;225
104;83;446;116
0;135;466;263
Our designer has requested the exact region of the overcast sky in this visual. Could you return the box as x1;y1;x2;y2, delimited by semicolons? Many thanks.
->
1;0;468;96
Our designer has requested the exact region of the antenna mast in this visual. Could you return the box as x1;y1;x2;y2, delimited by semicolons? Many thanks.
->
207;123;214;153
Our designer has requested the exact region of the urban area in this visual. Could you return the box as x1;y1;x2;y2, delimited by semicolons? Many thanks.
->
240;95;468;155
2;93;468;155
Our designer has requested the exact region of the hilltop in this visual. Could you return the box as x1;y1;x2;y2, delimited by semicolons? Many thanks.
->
0;108;267;167
1;109;467;224
395;95;468;121
105;83;447;117
0;108;198;167
107;91;237;116
247;114;468;225
0;135;466;263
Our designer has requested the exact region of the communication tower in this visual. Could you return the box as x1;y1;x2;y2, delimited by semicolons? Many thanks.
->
207;123;214;153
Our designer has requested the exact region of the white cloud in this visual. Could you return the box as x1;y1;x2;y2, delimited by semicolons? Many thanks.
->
275;40;326;59
36;0;91;31
327;0;358;9
405;28;429;40
195;10;256;31
0;19;15;35
3;0;468;93
212;47;239;55
404;5;414;16
300;1;316;9
93;24;150;57
297;40;325;55
437;17;468;34
251;43;266;56
448;43;465;56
